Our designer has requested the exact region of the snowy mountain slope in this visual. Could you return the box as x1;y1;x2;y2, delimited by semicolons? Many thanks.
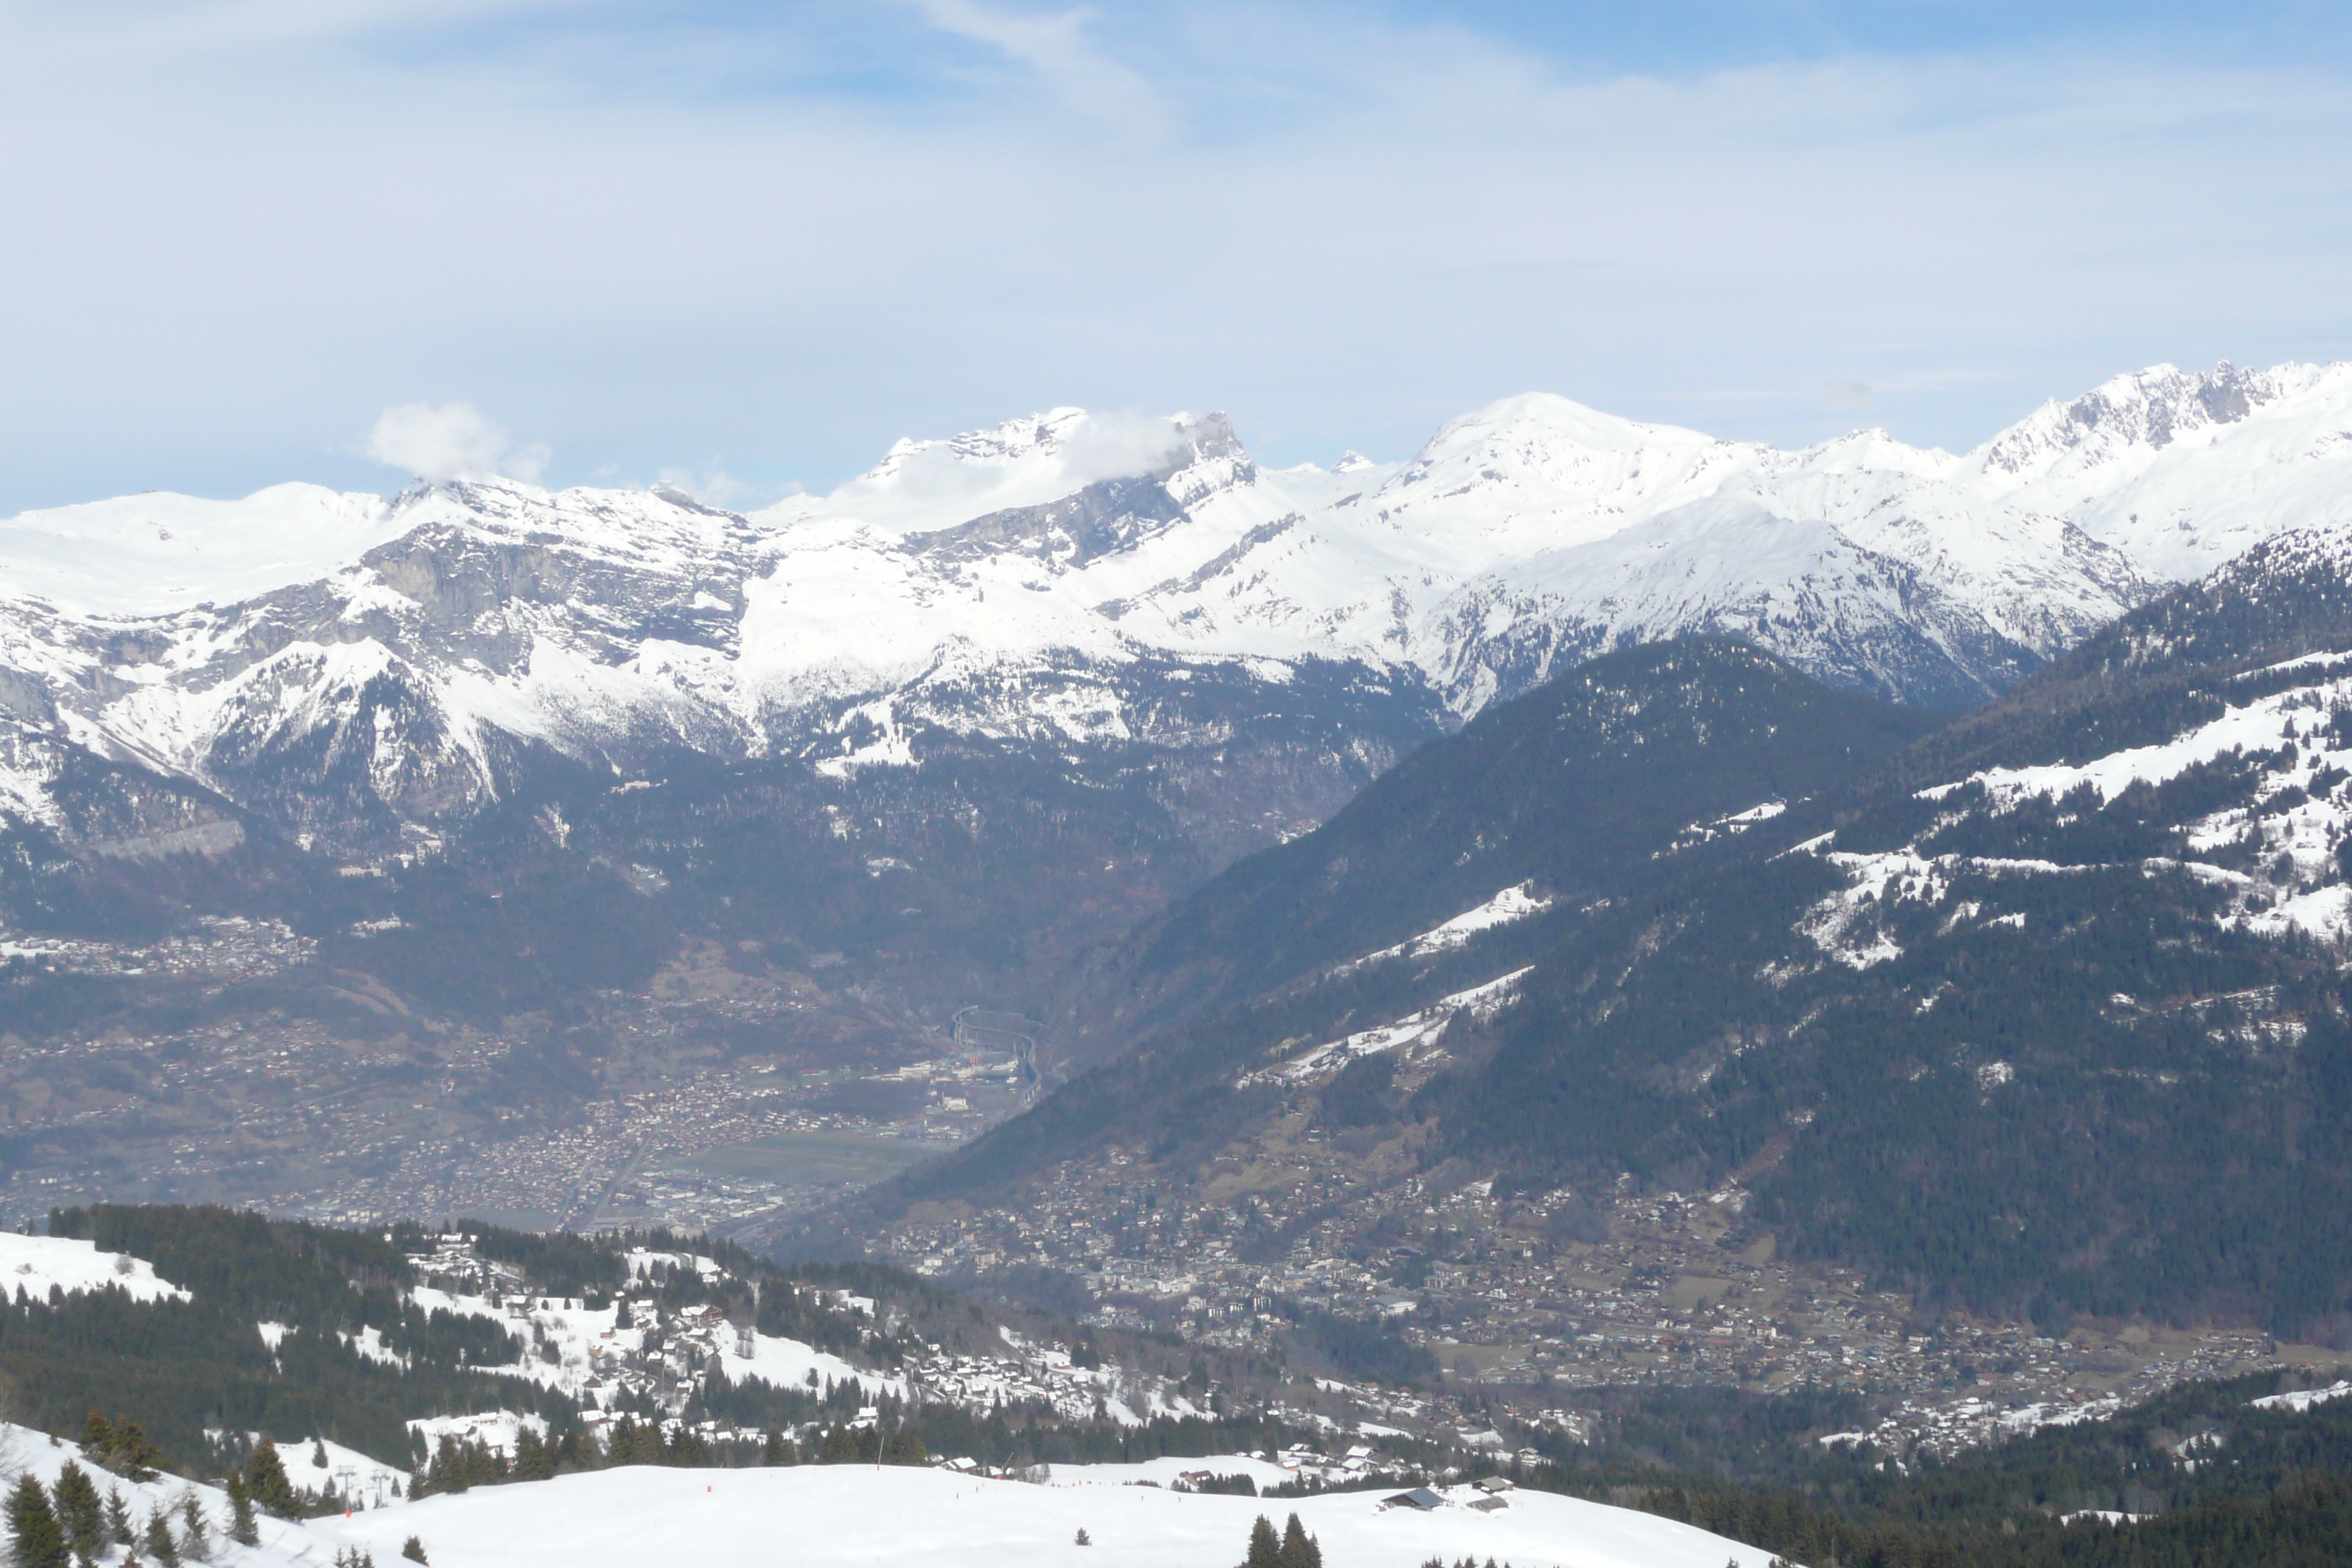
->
891;532;2352;1331
1973;361;2352;579
306;1460;1782;1568
1;361;2345;867
0;1230;187;1303
0;483;404;617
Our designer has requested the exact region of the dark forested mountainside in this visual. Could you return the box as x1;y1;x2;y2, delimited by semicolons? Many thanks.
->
2;1206;1331;1488
889;640;1947;1199
7;1207;970;1468
4;655;1439;1026
6;1208;578;1469
0;657;1439;1226
873;529;2352;1338
1904;523;2352;784
1045;640;1943;1063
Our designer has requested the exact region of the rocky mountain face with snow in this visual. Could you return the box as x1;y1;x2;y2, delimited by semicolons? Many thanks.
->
5;360;2349;885
885;527;2352;1336
3;358;2352;1079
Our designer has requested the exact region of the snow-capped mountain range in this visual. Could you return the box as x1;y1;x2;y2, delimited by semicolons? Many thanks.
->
4;359;2350;855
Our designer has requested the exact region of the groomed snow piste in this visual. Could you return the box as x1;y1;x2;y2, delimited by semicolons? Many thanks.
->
313;1461;1782;1568
0;1426;1781;1568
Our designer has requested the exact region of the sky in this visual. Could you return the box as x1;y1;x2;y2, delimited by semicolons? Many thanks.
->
1;0;2348;512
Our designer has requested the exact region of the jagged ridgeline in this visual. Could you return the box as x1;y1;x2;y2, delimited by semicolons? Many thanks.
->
890;529;2352;1337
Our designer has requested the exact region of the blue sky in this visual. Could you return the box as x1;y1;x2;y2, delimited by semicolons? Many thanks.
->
2;1;2348;510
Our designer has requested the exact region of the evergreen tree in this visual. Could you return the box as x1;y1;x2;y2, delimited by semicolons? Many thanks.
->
176;1493;208;1561
94;1421;162;1482
142;1507;178;1568
424;1436;463;1495
7;1475;69;1568
513;1428;554;1482
103;1490;132;1548
48;1463;102;1563
245;1440;301;1519
1278;1512;1322;1568
311;1438;330;1471
400;1536;428;1564
224;1474;258;1548
1243;1513;1281;1568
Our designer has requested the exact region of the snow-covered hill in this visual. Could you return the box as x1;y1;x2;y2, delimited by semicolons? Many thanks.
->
0;1422;1780;1568
3;361;2349;859
0;1230;186;1304
304;1457;1786;1568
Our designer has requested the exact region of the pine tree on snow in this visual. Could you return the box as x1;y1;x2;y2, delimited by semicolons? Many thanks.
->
1278;1513;1322;1568
77;1415;111;1461
48;1462;102;1563
7;1475;68;1568
176;1492;210;1561
1243;1513;1282;1568
142;1506;178;1568
103;1489;132;1548
245;1440;301;1518
225;1473;259;1547
89;1420;162;1482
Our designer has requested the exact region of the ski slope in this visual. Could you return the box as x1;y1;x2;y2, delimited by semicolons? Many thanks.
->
310;1462;1784;1568
0;1422;1781;1568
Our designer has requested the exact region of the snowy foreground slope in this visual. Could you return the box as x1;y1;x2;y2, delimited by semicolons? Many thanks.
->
2;362;2348;858
0;1425;1780;1568
328;1462;1778;1568
0;1224;1786;1568
323;1465;1781;1568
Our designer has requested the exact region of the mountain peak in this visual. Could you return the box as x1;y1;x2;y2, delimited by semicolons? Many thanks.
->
1972;360;2325;487
774;407;1232;538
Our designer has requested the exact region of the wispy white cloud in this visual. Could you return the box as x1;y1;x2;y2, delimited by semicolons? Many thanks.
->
1820;379;1874;413
654;464;791;510
365;404;549;483
907;0;1173;143
0;4;2347;510
1;0;577;56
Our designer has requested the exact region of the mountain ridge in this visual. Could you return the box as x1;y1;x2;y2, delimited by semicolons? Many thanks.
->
7;360;2348;875
854;524;2352;1339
